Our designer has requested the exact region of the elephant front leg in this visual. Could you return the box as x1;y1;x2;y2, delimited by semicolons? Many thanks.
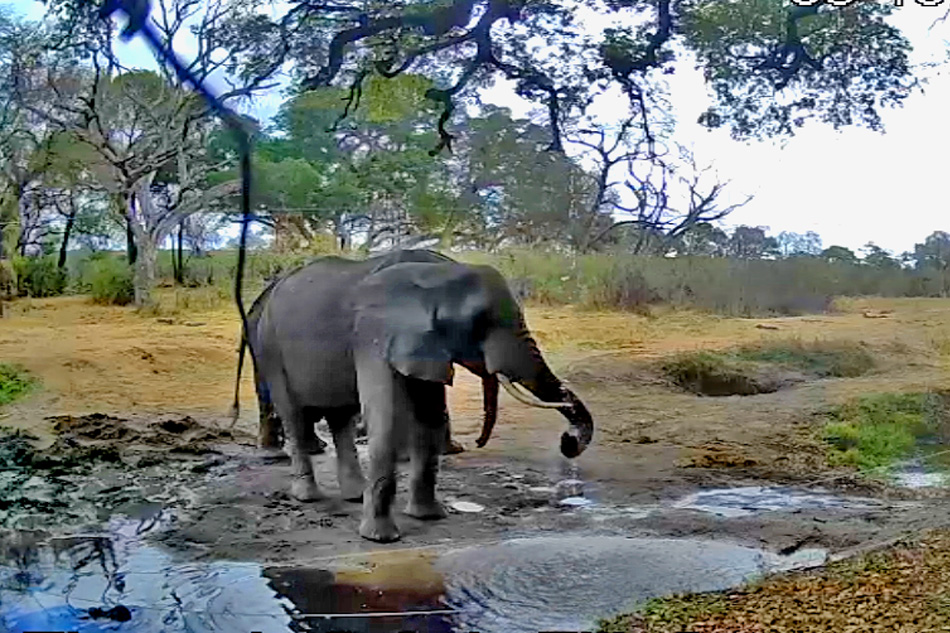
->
327;409;366;502
405;384;448;520
356;354;404;543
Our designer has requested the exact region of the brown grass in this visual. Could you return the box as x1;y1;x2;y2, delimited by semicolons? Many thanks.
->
1;293;949;463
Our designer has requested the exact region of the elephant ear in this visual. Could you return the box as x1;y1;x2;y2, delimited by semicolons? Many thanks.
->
353;263;477;384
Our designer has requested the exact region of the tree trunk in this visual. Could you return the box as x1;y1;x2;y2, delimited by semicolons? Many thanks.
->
126;218;137;265
175;220;184;284
58;207;76;269
133;232;157;307
127;181;158;307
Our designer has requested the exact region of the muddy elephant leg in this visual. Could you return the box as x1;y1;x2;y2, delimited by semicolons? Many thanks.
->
405;381;449;520
269;378;322;502
355;352;405;543
327;408;366;502
259;407;283;449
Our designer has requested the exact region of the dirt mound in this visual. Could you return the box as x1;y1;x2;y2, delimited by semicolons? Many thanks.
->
679;442;761;469
47;413;134;440
43;413;247;454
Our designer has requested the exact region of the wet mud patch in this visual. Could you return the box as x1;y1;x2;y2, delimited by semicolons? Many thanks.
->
0;416;253;532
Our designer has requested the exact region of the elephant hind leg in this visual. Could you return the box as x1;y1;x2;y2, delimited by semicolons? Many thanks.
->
268;377;322;502
326;407;366;502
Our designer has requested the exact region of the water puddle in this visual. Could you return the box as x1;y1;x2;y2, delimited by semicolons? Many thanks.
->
671;485;880;518
0;513;828;633
436;535;824;633
893;445;950;488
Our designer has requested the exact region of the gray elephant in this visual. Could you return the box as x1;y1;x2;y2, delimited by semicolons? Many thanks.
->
230;249;500;462
231;272;328;456
252;255;594;542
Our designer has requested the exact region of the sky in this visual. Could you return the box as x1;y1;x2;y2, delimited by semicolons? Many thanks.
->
6;0;950;256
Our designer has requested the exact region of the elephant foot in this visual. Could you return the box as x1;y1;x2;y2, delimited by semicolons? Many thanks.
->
303;435;328;455
290;476;323;502
404;500;448;520
443;439;465;455
340;476;367;503
359;516;400;543
254;447;289;463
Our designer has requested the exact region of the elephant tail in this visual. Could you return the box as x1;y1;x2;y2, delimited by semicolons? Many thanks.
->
228;333;247;428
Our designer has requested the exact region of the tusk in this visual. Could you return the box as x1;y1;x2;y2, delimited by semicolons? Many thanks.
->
497;374;572;409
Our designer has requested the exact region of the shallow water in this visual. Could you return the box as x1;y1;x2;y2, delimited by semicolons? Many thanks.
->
672;485;881;517
436;535;796;633
0;509;827;633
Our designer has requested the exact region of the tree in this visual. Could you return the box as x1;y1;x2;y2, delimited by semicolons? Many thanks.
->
820;245;857;264
913;231;950;271
776;230;823;258
861;242;901;270
24;0;279;306
567;125;752;254
727;225;779;260
912;231;950;295
675;221;729;257
164;0;919;157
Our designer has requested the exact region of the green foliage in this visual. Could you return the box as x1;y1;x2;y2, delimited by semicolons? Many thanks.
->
12;256;67;297
362;73;438;123
0;363;34;407
734;339;875;378
685;0;913;139
822;393;940;473
660;351;770;396
82;256;134;305
661;339;875;396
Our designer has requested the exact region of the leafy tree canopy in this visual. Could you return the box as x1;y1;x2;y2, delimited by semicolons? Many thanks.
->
57;0;914;156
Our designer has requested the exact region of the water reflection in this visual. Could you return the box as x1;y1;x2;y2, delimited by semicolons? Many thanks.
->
0;513;827;633
0;515;294;633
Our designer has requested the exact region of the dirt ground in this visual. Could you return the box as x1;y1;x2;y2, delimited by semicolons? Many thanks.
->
3;292;950;567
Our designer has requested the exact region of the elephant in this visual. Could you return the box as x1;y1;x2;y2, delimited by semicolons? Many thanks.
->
254;256;594;542
231;272;327;457
229;249;500;463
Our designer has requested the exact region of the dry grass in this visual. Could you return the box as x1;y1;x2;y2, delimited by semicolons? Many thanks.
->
598;530;950;632
1;293;949;459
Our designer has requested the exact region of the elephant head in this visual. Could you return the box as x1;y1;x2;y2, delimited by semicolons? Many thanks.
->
353;261;594;458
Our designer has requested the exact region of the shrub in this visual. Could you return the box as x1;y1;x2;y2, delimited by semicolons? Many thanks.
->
0;363;35;406
85;257;134;305
734;339;876;378
12;256;67;297
822;393;936;473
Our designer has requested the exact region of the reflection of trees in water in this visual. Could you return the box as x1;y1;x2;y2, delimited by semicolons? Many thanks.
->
50;535;126;607
0;531;46;591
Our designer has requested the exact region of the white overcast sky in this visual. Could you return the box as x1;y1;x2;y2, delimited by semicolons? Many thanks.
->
7;0;950;255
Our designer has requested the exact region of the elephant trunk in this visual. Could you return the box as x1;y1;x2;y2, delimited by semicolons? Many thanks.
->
511;337;594;459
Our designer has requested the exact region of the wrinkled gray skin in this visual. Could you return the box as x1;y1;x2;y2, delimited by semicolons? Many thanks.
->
231;273;328;457
254;256;595;542
230;249;493;464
